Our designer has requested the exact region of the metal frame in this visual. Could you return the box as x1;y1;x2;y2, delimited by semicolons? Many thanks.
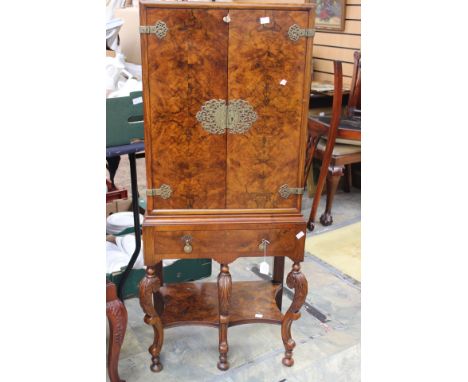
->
106;143;145;301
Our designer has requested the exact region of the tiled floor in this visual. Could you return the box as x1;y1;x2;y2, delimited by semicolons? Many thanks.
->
106;184;361;381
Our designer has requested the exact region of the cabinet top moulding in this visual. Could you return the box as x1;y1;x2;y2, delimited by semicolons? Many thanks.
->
139;1;315;11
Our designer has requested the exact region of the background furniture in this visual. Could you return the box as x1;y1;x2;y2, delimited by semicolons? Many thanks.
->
304;51;361;231
106;142;146;299
138;1;315;372
106;281;127;382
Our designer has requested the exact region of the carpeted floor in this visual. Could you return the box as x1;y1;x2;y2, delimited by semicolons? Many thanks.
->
306;222;361;281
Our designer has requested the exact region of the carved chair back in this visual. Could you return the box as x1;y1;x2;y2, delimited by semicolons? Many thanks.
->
326;60;344;146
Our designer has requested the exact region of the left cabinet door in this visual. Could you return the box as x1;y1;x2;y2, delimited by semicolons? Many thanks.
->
142;8;228;212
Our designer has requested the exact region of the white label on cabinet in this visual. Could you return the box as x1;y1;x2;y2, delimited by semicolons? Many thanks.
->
260;17;270;25
280;79;287;86
132;96;143;105
296;231;305;239
255;313;264;318
259;261;270;275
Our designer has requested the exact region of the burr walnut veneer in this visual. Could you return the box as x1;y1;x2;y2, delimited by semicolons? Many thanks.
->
138;0;315;372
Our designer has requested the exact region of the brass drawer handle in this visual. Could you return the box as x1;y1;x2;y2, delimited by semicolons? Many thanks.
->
182;235;193;254
184;240;192;254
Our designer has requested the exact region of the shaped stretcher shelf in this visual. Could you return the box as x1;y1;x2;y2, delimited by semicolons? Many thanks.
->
158;281;283;328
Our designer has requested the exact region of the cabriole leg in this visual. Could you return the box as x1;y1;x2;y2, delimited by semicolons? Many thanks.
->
217;264;232;371
106;281;127;382
320;165;344;226
281;262;308;367
139;264;164;372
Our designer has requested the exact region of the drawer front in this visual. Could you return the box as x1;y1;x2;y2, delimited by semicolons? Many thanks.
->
144;226;306;264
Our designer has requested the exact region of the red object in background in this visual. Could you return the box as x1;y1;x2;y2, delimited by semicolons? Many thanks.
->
106;179;128;203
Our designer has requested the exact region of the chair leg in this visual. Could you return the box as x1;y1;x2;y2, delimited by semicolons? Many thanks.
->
342;164;352;193
307;156;328;232
106;281;127;382
303;136;320;189
320;165;344;226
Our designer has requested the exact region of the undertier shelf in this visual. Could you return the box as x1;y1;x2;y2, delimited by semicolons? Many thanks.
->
158;281;283;328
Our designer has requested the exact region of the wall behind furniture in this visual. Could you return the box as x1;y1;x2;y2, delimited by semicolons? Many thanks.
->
312;0;361;87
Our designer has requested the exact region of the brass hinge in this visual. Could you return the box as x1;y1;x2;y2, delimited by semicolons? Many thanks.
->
139;21;168;39
146;184;172;199
278;184;304;199
288;24;315;41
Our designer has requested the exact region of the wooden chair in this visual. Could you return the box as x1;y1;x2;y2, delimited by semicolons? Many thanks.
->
107;280;127;382
304;52;361;231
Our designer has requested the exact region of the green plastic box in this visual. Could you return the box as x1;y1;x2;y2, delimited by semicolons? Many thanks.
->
106;91;144;148
107;259;212;299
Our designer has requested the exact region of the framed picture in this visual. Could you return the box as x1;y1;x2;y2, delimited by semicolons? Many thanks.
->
313;0;346;32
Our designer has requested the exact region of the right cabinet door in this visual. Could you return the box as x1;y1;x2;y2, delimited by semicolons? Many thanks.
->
226;9;310;211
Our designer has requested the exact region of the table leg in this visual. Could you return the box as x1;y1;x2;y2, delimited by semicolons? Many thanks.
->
139;264;164;372
106;281;127;382
217;264;232;371
281;262;308;367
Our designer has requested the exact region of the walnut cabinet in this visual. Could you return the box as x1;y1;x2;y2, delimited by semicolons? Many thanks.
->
138;0;315;372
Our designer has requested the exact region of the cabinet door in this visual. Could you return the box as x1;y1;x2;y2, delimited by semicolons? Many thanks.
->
226;9;310;211
143;8;228;211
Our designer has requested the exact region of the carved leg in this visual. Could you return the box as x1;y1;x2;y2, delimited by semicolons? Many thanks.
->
320;165;344;226
106;281;127;382
281;262;308;367
139;264;164;372
217;264;232;371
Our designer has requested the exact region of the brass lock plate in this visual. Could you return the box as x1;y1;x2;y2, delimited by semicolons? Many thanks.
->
196;99;257;134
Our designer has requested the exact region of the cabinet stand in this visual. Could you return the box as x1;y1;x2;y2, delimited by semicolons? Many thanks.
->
139;258;307;372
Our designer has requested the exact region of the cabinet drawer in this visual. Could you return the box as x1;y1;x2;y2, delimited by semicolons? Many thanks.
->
149;228;302;258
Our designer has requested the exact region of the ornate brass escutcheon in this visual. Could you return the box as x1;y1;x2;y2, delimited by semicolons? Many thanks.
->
195;99;227;135
278;184;304;199
227;100;257;134
146;184;172;199
196;99;258;134
287;24;315;41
